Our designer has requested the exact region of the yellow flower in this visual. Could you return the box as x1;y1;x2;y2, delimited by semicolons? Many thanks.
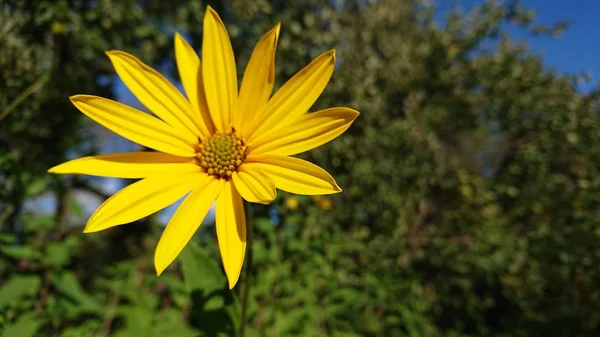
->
312;196;333;210
284;196;300;211
48;7;358;289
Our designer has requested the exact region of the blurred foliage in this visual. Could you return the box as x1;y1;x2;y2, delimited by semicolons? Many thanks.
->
1;0;600;336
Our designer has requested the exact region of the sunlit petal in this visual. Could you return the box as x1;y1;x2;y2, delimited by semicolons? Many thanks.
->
247;50;336;142
249;107;359;156
84;168;204;233
70;95;196;157
238;24;280;133
232;165;276;204
216;181;246;289
245;155;341;195
48;152;195;178
155;176;224;275
203;6;238;132
174;33;215;137
106;50;202;138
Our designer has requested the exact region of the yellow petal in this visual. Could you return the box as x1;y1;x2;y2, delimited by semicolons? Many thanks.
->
84;168;203;233
174;32;215;137
70;95;196;157
245;155;341;195
246;50;336;142
106;50;202;139
249;107;359;156
232;165;276;204
48;152;195;178
237;23;280;132
202;6;238;132
216;181;246;289
155;176;224;275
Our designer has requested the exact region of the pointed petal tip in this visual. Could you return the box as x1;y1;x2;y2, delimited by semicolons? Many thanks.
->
155;260;166;276
174;32;189;46
69;94;92;106
204;6;228;35
272;24;281;48
263;23;281;46
205;5;220;20
330;181;343;193
83;220;104;234
47;164;68;175
105;50;137;62
227;275;239;289
273;22;282;37
174;32;187;49
258;22;281;47
327;49;336;64
321;49;336;59
105;50;120;58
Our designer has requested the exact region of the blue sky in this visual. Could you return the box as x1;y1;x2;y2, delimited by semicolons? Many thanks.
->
448;0;600;91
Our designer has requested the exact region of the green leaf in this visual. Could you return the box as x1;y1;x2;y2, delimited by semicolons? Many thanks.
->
112;306;154;337
153;308;202;337
0;312;42;337
179;240;241;336
0;275;41;310
25;176;50;197
21;214;55;232
51;271;102;313
112;306;201;337
58;320;102;337
45;237;77;269
0;244;43;260
0;234;16;244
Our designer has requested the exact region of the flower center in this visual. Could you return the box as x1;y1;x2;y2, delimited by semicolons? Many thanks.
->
196;131;247;179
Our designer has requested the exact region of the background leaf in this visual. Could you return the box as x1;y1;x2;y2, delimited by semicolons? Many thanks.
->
0;275;41;310
0;312;42;337
180;240;241;336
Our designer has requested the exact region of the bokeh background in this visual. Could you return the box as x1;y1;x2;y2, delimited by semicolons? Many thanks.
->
2;0;600;336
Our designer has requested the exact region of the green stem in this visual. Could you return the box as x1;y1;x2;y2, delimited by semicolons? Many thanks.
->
238;203;254;337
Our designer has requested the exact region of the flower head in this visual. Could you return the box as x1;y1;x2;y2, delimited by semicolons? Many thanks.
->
49;6;358;289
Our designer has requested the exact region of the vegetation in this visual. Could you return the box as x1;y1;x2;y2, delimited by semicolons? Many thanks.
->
1;0;599;336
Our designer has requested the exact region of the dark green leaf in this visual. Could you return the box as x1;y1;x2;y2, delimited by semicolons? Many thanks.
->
51;271;102;313
180;240;241;336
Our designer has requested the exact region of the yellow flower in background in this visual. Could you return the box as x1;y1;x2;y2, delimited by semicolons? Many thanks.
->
48;6;358;289
312;196;333;210
284;196;300;211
